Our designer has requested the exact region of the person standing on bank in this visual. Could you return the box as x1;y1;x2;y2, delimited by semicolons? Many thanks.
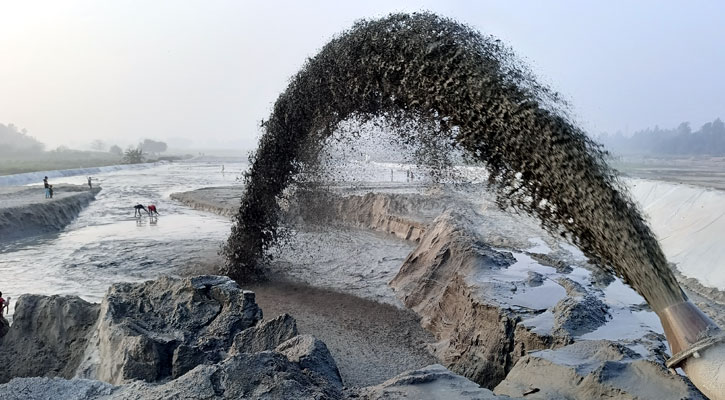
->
88;176;92;189
43;176;50;198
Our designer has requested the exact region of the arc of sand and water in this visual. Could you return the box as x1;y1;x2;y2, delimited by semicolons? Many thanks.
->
223;13;724;398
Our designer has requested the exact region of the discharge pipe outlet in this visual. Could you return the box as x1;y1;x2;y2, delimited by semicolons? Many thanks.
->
658;301;725;399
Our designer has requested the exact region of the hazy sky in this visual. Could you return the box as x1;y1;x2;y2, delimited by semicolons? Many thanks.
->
1;1;723;150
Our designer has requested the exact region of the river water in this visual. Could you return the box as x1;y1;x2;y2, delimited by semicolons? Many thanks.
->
0;162;245;306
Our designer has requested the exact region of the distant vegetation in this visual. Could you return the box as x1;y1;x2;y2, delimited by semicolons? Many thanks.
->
109;145;123;156
121;139;171;164
599;118;725;156
0;123;45;155
139;139;168;155
122;148;145;164
0;147;123;175
0;122;177;175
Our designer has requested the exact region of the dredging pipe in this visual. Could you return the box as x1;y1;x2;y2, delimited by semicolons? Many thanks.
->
659;301;725;399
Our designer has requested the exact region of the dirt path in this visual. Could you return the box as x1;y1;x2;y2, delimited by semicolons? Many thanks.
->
247;280;438;387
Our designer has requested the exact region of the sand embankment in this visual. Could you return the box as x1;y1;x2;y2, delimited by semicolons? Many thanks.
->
0;185;101;241
289;184;725;328
172;185;712;398
170;186;240;217
170;187;443;387
0;275;503;399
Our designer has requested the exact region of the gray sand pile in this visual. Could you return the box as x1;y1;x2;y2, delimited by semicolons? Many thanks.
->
0;275;502;400
0;276;341;398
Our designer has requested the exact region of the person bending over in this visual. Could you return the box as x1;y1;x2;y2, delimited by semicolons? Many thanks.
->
147;204;159;216
134;204;148;217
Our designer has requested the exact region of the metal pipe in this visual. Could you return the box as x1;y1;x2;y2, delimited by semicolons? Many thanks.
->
658;301;725;400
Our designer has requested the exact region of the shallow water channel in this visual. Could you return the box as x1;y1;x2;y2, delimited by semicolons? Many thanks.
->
0;162;245;306
0;162;444;386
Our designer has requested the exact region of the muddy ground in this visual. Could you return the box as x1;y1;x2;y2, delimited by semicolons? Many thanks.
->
248;280;438;387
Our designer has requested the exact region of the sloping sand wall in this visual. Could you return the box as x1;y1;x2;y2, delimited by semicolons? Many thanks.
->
0;185;101;241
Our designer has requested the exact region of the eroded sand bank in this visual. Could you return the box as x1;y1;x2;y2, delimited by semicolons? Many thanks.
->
0;181;718;399
169;184;721;398
0;185;101;241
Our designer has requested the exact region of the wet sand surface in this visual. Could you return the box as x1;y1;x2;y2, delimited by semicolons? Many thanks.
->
247;280;438;387
0;184;94;207
269;226;414;308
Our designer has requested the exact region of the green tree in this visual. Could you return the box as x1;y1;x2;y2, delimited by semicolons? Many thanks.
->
140;139;168;155
122;147;145;164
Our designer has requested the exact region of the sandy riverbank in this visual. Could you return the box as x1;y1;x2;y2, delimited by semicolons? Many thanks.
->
172;183;725;313
174;188;437;387
0;275;504;400
170;186;239;217
170;184;717;398
0;179;717;398
248;280;438;387
0;185;101;241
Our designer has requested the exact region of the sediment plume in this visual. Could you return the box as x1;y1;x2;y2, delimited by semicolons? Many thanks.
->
223;12;685;312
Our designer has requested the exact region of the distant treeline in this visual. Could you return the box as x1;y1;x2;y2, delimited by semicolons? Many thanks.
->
0;122;178;175
598;118;725;156
0;123;44;154
0;123;122;174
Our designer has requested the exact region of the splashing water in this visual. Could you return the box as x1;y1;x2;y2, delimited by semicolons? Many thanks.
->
223;12;685;313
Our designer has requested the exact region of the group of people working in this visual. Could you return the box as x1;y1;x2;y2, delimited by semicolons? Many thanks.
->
134;204;159;217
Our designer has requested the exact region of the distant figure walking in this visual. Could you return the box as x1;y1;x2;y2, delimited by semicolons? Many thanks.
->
221;165;225;173
49;185;54;199
44;176;50;198
134;204;148;217
88;176;93;189
147;204;159;216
